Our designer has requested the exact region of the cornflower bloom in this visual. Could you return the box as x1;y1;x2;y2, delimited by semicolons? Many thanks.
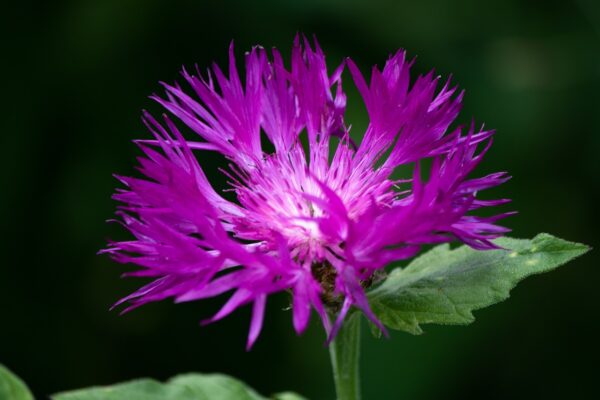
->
103;36;512;349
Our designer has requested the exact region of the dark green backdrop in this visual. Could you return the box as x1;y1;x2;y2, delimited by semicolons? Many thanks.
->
1;0;598;399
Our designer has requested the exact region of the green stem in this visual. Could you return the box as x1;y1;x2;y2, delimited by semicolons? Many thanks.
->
328;312;361;400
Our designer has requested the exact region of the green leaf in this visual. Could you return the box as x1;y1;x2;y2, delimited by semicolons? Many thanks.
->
272;392;308;400
52;373;305;400
0;364;34;400
367;233;590;335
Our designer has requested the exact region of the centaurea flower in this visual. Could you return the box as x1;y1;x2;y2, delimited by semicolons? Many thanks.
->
103;36;512;349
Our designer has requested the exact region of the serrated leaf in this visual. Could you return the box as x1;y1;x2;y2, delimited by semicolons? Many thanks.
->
0;364;34;400
367;233;590;335
52;373;304;400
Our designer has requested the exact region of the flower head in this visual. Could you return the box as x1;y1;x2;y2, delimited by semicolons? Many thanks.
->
103;36;512;348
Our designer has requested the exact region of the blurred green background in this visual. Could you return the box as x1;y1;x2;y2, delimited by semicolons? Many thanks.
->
1;0;599;399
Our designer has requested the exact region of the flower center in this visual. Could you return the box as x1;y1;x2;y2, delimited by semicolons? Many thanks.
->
232;144;395;262
311;261;341;307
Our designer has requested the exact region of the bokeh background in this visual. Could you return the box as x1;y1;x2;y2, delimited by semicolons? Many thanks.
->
2;0;599;399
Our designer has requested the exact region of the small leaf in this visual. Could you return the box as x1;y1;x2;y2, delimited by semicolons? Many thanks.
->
0;364;34;400
367;233;590;334
52;373;304;400
272;392;309;400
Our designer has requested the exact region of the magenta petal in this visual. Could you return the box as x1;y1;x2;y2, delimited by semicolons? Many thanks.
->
203;288;253;325
292;273;313;334
247;294;267;350
327;298;352;345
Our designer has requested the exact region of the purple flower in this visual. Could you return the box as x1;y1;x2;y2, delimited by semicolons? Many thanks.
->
103;36;512;349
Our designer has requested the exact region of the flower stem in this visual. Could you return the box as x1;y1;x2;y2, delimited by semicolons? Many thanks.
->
328;312;361;400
